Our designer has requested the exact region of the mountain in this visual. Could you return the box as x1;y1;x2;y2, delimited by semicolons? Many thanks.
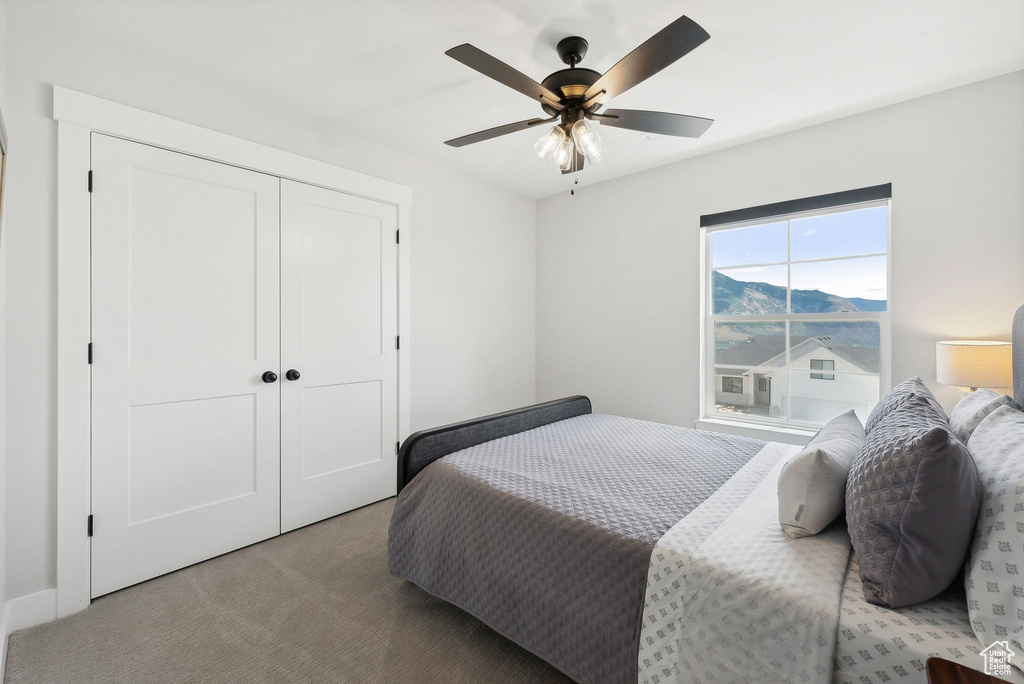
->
713;271;885;315
846;297;887;312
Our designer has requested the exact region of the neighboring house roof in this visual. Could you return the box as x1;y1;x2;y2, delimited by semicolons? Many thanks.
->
716;335;879;374
835;344;881;374
716;335;793;368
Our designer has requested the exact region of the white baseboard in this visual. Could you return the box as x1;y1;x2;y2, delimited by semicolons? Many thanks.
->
0;590;55;679
8;589;57;633
1;600;10;680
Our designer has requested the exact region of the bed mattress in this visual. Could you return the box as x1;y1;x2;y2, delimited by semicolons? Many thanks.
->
387;413;766;684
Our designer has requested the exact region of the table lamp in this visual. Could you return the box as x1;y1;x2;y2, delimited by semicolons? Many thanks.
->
935;340;1012;393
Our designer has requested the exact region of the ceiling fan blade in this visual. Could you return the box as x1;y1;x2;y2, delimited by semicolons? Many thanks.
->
560;149;585;175
583;16;710;106
444;117;552;147
599;109;714;138
446;44;564;109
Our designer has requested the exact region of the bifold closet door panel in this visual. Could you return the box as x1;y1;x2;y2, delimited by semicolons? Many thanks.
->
280;179;398;533
91;134;282;597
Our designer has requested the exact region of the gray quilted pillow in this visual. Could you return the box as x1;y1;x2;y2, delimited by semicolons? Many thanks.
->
778;410;864;539
965;405;1024;661
863;376;943;434
846;388;982;608
949;388;1022;445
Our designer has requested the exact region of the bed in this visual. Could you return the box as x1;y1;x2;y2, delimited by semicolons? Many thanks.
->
388;306;1024;684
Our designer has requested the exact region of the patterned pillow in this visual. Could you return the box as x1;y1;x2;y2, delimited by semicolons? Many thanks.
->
965;405;1024;663
846;391;982;608
864;376;944;434
778;410;864;539
949;388;1022;445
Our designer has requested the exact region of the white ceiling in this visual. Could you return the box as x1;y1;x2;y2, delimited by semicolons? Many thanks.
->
22;0;1024;198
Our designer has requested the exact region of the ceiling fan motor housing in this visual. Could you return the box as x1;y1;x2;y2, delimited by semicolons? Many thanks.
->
540;67;601;115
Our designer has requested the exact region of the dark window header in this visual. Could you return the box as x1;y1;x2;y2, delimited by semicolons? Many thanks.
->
700;183;891;228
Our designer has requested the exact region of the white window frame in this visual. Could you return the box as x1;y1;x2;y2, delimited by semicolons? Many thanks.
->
700;198;892;432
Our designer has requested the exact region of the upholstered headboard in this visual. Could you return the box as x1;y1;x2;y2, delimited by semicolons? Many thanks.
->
396;395;593;494
1014;305;1024;405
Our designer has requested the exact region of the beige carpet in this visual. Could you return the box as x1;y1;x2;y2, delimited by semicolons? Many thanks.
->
4;499;572;683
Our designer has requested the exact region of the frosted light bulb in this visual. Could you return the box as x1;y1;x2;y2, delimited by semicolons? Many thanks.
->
534;126;566;160
571;119;605;164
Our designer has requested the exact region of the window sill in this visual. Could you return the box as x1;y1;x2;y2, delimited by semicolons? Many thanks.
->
694;418;816;446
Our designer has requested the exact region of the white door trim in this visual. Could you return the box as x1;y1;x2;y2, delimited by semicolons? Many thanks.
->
53;87;412;206
54;86;412;619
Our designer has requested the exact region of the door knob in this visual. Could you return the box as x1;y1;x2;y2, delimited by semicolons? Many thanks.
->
262;371;278;384
286;369;301;381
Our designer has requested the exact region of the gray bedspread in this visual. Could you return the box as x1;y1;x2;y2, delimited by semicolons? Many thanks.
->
387;413;765;684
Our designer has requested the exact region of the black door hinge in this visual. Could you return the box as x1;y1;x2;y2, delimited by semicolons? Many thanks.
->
87;514;94;537
396;335;400;350
88;342;93;364
395;229;400;244
396;441;400;455
88;170;93;193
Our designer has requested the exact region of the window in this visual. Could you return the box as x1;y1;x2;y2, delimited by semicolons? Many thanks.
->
722;376;744;394
810;359;835;380
701;185;890;428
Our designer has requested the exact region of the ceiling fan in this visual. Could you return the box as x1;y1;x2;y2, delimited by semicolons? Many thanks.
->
443;15;714;175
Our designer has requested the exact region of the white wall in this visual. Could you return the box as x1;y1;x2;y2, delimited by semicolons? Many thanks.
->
537;71;1024;427
0;0;7;666
4;3;1022;617
3;6;535;600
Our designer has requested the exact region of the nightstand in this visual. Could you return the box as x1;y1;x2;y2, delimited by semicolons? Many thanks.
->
926;657;1013;684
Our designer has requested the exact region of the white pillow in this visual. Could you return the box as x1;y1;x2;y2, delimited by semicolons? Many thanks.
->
949;388;1021;445
778;410;864;539
965;404;1024;664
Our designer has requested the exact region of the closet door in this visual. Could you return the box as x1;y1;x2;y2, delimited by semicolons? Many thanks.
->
280;180;398;532
91;135;282;597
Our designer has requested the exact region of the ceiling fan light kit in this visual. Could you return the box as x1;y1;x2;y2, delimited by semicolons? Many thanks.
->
444;14;714;182
552;139;575;171
533;125;566;161
571;119;603;164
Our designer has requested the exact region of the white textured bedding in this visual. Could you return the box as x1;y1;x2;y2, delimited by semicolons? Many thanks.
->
833;556;1024;683
639;438;1012;684
640;442;854;683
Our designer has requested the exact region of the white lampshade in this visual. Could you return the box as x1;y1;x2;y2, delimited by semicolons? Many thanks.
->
935;340;1012;390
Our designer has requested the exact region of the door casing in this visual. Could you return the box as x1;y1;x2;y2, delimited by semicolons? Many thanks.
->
55;86;412;621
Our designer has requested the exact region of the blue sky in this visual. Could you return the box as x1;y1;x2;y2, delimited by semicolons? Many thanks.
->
712;206;887;301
